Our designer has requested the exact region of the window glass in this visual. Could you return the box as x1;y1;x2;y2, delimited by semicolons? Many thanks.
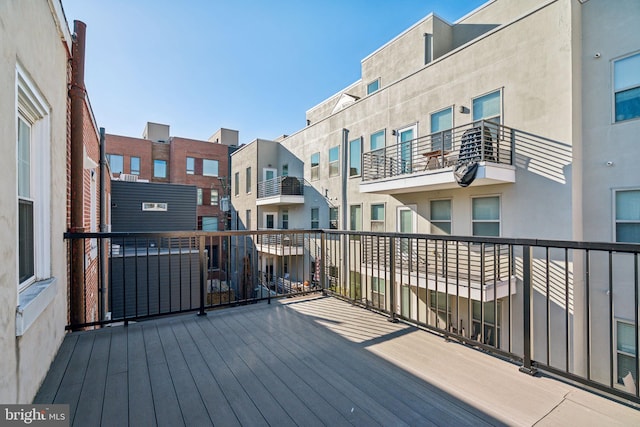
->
107;154;124;174
370;130;385;151
616;190;640;243
329;207;339;229
186;157;195;174
18;118;31;198
203;159;219;177
371;204;384;232
282;210;289;229
349;138;361;176
350;205;362;231
473;90;501;123
617;321;637;384
614;53;640;122
202;217;218;231
153;159;167;178
367;79;379;95
246;167;252;193
210;189;219;206
197;188;203;205
431;108;453;151
430;200;451;235
472;196;500;236
329;146;339;177
234;172;239;196
130;156;140;175
282;164;289;176
18;119;34;283
245;209;251;230
311;152;320;181
311;208;319;229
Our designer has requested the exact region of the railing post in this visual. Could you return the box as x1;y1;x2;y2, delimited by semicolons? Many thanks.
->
388;236;398;323
519;244;536;375
510;128;516;165
321;232;326;293
198;235;207;316
480;120;486;161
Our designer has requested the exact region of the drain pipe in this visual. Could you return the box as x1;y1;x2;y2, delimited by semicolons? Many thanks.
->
70;20;87;326
99;127;107;320
341;129;349;297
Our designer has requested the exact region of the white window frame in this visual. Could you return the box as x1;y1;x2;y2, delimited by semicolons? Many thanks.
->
263;212;277;230
106;153;124;174
612;51;640;123
471;195;501;237
430;198;452;235
350;204;362;231
142;202;168;211
397;123;418;174
329;207;339;230
234;172;239;196
349;137;362;177
472;88;503;125
203;159;219;177
311;207;320;229
430;106;454;151
153;159;167;178
613;188;640;243
16;64;51;293
130;156;140;175
197;188;203;205
367;78;380;95
370;203;385;232
310;152;320;181
186;157;195;175
329;146;340;177
615;319;637;387
210;188;219;206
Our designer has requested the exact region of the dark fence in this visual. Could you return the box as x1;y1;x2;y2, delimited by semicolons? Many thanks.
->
65;229;640;405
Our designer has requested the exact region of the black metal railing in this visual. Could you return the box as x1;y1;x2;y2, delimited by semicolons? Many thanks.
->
362;120;514;181
257;176;304;199
65;228;640;404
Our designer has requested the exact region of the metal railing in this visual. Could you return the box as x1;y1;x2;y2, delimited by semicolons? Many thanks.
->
65;229;640;405
362;120;513;181
257;176;304;198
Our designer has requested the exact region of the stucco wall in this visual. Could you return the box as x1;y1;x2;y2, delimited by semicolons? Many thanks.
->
0;0;70;403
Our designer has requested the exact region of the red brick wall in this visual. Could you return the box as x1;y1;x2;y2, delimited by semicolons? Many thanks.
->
105;134;153;180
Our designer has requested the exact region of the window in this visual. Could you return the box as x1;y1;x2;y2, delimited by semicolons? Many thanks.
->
371;277;385;309
616;320;637;385
349;137;361;177
130;156;140;175
350;205;362;231
329;207;339;229
203;159;219;177
429;291;451;329
371;204;385;232
370;130;385;151
210;189;219;206
197;188;203;205
310;152;320;181
430;107;453;151
614;53;640;122
245;209;251;230
398;125;416;174
282;164;289;176
311;208;319;229
234;172;239;196
329;146;339;177
472;300;501;346
202;216;218;231
153;159;167;178
106;154;123;174
142;202;168;211
17;66;51;290
430;200;451;234
615;189;640;243
473;90;501;124
367;79;380;95
186;157;195;175
282;210;289;229
246;167;252;193
472;196;500;236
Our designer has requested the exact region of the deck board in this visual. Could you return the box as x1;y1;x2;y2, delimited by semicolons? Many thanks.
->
36;295;640;426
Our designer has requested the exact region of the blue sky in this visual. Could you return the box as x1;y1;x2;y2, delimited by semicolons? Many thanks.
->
62;0;487;145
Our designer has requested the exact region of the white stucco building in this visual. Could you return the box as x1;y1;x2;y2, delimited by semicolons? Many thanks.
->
230;0;640;392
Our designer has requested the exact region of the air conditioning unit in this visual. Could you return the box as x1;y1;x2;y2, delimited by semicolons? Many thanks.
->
119;174;138;182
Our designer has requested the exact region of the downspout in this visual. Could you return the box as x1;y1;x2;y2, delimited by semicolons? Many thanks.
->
99;127;107;320
341;129;349;296
70;20;87;326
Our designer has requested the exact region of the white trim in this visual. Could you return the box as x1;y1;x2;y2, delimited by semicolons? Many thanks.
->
471;194;502;237
263;211;278;230
397;205;418;233
612;51;640;124
429;198;453;235
613;188;640;243
397;123;418;174
472;88;503;124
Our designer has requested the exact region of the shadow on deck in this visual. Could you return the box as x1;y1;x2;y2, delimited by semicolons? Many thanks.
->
35;295;639;426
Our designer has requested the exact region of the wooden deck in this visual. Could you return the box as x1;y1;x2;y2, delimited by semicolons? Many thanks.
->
35;295;639;426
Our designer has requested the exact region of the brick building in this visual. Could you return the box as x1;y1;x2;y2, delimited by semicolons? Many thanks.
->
106;123;238;230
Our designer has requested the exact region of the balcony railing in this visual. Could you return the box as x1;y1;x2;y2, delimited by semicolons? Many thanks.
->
257;176;304;199
65;229;640;405
362;120;513;181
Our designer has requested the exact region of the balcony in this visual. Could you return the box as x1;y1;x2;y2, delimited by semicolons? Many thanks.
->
360;121;517;194
35;230;640;425
257;176;304;206
256;230;306;256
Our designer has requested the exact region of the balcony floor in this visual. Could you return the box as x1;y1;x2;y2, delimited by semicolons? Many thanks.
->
36;295;638;426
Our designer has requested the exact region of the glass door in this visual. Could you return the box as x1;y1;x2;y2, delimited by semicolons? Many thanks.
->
398;125;416;174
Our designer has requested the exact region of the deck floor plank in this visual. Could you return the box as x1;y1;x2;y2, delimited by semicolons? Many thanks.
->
33;333;79;404
73;332;111;427
127;325;156;427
